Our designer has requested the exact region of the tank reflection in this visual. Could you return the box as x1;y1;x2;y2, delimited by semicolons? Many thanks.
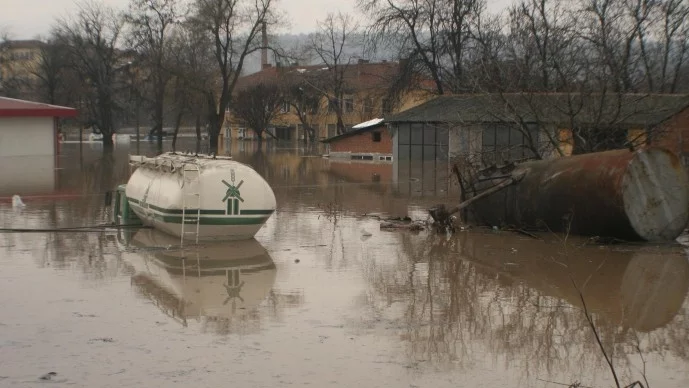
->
460;233;689;332
119;229;277;332
365;231;689;374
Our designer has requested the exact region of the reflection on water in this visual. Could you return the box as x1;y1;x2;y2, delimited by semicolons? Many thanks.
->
363;232;689;379
120;229;278;334
0;139;688;387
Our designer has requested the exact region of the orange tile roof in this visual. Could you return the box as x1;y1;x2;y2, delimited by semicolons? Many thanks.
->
235;61;434;92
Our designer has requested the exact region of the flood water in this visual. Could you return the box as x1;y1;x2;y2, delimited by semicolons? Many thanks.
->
1;139;688;388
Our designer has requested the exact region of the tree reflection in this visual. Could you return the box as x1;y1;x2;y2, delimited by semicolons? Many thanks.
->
362;231;689;382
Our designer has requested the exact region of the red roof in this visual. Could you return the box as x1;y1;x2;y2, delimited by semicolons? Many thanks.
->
235;61;436;92
0;97;78;118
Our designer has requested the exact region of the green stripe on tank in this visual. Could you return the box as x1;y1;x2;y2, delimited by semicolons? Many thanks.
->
127;197;273;217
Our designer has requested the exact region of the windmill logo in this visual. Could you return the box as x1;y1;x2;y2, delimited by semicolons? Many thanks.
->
223;269;245;313
223;169;244;215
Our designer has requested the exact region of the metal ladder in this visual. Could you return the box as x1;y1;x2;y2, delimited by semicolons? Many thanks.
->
181;163;201;246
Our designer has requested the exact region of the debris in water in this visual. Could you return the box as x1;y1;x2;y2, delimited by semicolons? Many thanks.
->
12;195;25;208
39;372;57;380
88;337;115;343
380;221;425;232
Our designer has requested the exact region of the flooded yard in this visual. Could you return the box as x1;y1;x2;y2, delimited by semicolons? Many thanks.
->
1;140;688;387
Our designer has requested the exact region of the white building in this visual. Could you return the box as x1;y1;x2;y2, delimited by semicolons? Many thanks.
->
0;97;77;198
0;96;77;157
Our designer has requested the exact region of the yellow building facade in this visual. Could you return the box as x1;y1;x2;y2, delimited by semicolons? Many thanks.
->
224;61;435;142
0;40;44;97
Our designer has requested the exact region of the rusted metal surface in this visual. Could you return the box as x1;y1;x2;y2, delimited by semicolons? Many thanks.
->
470;147;689;241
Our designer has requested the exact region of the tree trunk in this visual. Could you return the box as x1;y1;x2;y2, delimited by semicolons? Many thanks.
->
102;133;114;149
303;125;316;144
209;132;219;153
155;105;164;152
195;113;202;154
152;123;163;153
207;113;222;153
336;111;345;135
171;111;184;152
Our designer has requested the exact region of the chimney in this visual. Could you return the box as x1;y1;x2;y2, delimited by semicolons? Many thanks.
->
261;22;269;70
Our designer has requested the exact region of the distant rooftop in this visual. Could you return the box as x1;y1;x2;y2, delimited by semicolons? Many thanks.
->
352;118;384;129
236;60;435;91
321;118;386;143
386;93;689;127
0;40;45;50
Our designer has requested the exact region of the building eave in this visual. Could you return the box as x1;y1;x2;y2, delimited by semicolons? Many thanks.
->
320;123;386;143
0;109;78;118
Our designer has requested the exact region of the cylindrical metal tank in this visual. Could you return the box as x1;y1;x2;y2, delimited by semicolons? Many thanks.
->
125;153;276;241
473;147;689;241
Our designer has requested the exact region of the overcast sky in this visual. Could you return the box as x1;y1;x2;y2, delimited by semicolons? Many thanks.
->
1;0;514;40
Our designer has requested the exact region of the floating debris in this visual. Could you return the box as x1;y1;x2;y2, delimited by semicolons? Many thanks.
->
11;195;25;208
39;372;57;381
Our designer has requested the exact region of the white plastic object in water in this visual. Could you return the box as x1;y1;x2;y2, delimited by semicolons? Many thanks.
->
12;194;25;208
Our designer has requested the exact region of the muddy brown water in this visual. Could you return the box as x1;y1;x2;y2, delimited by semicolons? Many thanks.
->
1;139;688;387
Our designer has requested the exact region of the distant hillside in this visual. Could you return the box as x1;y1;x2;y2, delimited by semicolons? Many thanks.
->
240;33;398;75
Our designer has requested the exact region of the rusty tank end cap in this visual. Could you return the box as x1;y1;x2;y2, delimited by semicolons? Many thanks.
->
622;147;689;241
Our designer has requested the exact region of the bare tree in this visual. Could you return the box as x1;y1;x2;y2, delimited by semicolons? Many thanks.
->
232;82;282;140
29;39;67;104
283;79;322;143
504;0;580;91
54;0;125;148
652;0;689;92
308;12;361;135
0;31;31;99
125;0;185;151
168;21;213;153
188;0;277;153
358;0;485;95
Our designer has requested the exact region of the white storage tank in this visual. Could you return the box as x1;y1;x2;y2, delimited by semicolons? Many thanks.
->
125;152;276;241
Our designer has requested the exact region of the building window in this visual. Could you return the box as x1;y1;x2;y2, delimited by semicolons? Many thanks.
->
280;101;290;113
372;132;382;142
382;99;391;115
345;98;354;113
364;98;373;115
481;123;539;164
396;123;449;162
328;99;338;113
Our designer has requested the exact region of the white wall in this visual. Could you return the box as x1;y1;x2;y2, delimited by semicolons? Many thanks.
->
0;155;55;196
0;117;55;156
